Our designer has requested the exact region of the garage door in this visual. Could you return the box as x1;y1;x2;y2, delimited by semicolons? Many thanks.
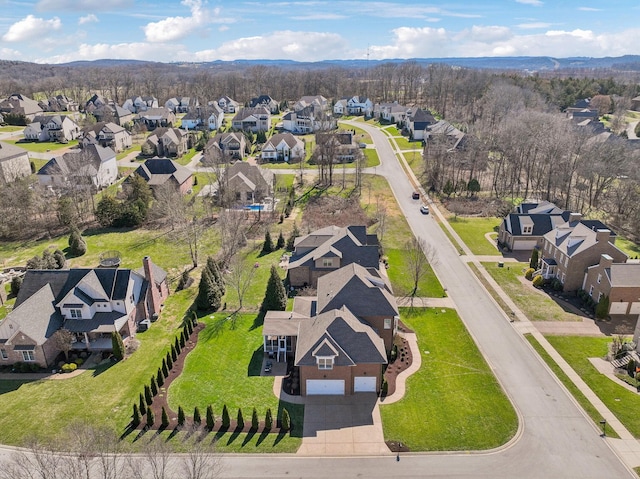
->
513;240;537;251
354;376;377;392
306;379;345;395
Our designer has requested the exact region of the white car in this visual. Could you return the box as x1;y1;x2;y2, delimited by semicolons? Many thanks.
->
420;204;429;214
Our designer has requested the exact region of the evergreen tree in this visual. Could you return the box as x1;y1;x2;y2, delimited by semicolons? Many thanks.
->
161;407;169;428
193;406;202;425
467;178;481;196
261;230;274;254
195;268;222;311
162;358;169;378
596;295;610;319
281;408;290;431
10;276;22;296
180;331;186;348
261;265;287;311
529;248;539;270
443;179;455;198
41;249;57;269
111;331;125;361
53;249;66;269
150;376;158;396
236;408;244;429
265;408;273;430
156;368;164;387
139;393;147;415
68;227;87;256
166;352;173;370
177;406;186;427
144;385;153;406
206;256;225;296
146;408;154;428
132;404;140;428
286;222;300;251
171;344;178;362
175;337;181;354
276;231;285;249
251;407;259;430
221;404;230;428
206;405;215;431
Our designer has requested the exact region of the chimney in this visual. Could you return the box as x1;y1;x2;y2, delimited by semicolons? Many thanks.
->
595;229;611;243
568;212;582;224
143;256;162;318
599;254;614;269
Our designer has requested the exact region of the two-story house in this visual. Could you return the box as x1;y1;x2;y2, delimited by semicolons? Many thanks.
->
315;131;358;162
406;108;436;141
122;96;158;114
287;225;380;288
583;254;640;317
249;95;279;114
217;96;239;114
231;107;271;132
281;106;335;134
37;144;117;190
0;94;43;121
135;108;176;130
261;133;304;162
130;158;194;195
24;115;80;143
374;102;411;123
221;161;274;206
81;122;132;153
142;127;188;157
0;141;31;184
0;257;168;368
204;132;247;163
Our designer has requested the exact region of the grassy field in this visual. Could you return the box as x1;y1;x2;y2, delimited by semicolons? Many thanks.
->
448;216;501;255
394;137;421;151
4;139;78;152
380;308;518;451
175;148;198;166
546;335;640;438
482;262;582;322
0;125;24;132
614;237;640;259
167;312;303;453
116;145;141;161
338;122;373;145
385;248;446;298
525;334;620;439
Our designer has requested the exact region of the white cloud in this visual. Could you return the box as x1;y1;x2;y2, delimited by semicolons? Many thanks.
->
143;0;233;43
193;30;349;61
218;25;229;32
290;13;346;20
42;42;185;64
37;0;131;10
516;0;543;6
578;7;601;11
78;14;98;25
0;47;22;60
2;14;61;42
517;22;552;29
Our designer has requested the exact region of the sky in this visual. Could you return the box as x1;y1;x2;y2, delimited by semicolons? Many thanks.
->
0;0;638;64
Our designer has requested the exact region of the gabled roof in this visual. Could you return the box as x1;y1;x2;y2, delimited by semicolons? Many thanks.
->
133;158;192;186
410;108;436;124
233;107;270;122
317;263;397;318
38;144;115;177
294;306;387;367
263;132;302;151
0;141;30;162
543;222;620;258
225;160;273;189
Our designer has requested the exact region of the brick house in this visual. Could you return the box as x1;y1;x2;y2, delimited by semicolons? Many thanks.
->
583;254;640;317
130;158;193;195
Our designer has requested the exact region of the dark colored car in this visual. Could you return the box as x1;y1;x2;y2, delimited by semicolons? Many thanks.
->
412;191;420;200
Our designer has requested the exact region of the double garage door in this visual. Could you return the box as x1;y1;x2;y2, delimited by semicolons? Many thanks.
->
306;377;376;395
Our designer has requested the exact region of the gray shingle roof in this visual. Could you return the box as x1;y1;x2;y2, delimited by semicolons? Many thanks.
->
608;264;640;287
133;158;192;187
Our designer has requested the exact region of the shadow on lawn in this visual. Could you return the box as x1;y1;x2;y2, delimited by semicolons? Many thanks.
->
247;346;264;377
0;379;36;395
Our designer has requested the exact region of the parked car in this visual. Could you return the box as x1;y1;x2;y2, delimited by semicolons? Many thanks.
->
420;204;429;214
412;191;420;200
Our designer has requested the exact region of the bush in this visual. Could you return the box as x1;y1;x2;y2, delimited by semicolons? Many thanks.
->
221;404;230;428
146;409;154;428
281;408;290;431
166;352;173;370
161;407;169;428
529;248;539;269
265;408;273;430
178;406;185;427
73;358;84;366
139;393;147;416
595;295;610;319
150;376;158;396
10;276;22;296
193;406;202;425
524;268;535;281
627;359;637;377
132;404;140;428
111;331;125;361
68;228;87;256
381;378;388;396
61;362;78;372
206;405;215;431
156;368;164;387
144;385;153;406
251;407;259;430
532;275;544;288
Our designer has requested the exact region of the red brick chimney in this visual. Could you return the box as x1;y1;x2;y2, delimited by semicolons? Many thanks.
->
143;256;161;319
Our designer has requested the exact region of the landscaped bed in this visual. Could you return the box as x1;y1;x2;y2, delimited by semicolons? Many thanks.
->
380;307;517;451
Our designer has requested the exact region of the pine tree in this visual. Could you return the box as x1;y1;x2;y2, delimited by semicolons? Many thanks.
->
206;256;225;296
261;265;287;311
265;408;273;430
286;222;300;251
156;368;164;387
180;331;186;348
171;344;178;362
251;407;259;430
177;406;185;427
529;248;539;270
195;267;222;311
161;407;169;428
139;393;147;415
276;231;285;249
68;227;87;256
193;406;202;425
221;404;230;428
236;408;244;429
150;376;158;396
144;385;153;406
162;358;169;378
132;404;140;428
111;331;125;361
281;408;290;431
166;352;173;370
206;405;215;431
261;230;274;254
146;408;154;428
175;337;181;354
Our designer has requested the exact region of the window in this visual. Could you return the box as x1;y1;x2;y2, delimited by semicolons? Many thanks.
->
21;350;35;362
322;258;333;267
597;292;603;302
384;318;392;329
0;349;7;360
523;226;532;234
69;309;82;319
589;285;594;297
597;273;602;284
317;357;334;370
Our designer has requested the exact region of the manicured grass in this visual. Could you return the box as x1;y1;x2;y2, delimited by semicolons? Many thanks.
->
525;334;620;439
467;262;512;315
482;262;581;322
394;137;421;151
0;125;23;132
116;145;141;160
385;248;445;298
175;148;198;166
437;222;466;255
362;148;380;167
4;139;78;152
402;149;422;178
338;122;373;144
380;308;518;450
447;216;501;255
614;237;640;259
167;312;303;452
0;287;195;445
546;335;640;438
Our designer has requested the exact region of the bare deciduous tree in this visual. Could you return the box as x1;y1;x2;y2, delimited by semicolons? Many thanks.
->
404;236;437;308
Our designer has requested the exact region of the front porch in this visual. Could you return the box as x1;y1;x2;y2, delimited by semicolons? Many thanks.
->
538;257;558;279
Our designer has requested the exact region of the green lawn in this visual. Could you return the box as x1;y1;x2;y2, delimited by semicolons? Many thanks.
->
546;335;640;438
338;122;373;144
116;145;141;160
447;216;501;255
614;237;640;259
525;334;620;439
4;139;78;152
0;125;23;132
0;287;196;445
362;148;380;167
380;308;518;450
394;137;421;151
167;312;302;453
385;248;445;298
175;148;198;166
482;262;581;322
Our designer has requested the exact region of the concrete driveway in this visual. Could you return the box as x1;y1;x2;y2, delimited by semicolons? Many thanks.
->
297;393;391;456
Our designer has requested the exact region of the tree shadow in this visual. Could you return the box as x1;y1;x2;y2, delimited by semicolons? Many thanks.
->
131;428;148;443
247;346;264;377
249;311;265;331
255;429;270;446
198;315;230;342
226;426;243;445
91;360;116;377
241;429;257;447
166;427;180;441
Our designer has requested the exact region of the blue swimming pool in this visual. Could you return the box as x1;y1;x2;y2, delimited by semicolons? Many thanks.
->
247;204;265;211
